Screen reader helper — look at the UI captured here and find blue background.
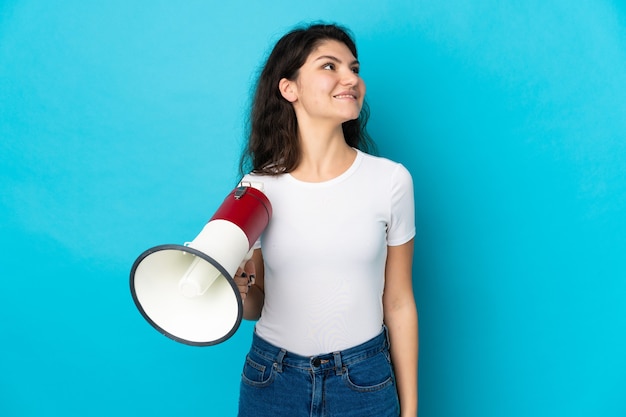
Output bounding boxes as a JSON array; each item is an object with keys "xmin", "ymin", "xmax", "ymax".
[{"xmin": 1, "ymin": 1, "xmax": 625, "ymax": 416}]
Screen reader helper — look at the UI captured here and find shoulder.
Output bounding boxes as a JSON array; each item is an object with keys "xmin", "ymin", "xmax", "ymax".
[
  {"xmin": 240, "ymin": 172, "xmax": 288, "ymax": 196},
  {"xmin": 357, "ymin": 150, "xmax": 413, "ymax": 184},
  {"xmin": 359, "ymin": 150, "xmax": 408, "ymax": 169},
  {"xmin": 241, "ymin": 171, "xmax": 284, "ymax": 183}
]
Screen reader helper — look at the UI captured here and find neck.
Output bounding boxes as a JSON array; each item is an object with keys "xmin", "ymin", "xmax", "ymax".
[{"xmin": 291, "ymin": 121, "xmax": 356, "ymax": 182}]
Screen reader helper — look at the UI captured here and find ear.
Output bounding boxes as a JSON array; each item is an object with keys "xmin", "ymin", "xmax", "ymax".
[{"xmin": 279, "ymin": 78, "xmax": 297, "ymax": 103}]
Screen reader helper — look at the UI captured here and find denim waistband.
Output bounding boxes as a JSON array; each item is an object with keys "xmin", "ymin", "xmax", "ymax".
[{"xmin": 249, "ymin": 326, "xmax": 390, "ymax": 375}]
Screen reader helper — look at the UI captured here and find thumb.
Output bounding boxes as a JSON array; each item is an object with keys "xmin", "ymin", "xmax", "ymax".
[{"xmin": 243, "ymin": 258, "xmax": 256, "ymax": 284}]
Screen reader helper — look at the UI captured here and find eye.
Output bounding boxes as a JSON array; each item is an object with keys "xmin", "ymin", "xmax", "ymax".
[
  {"xmin": 351, "ymin": 66, "xmax": 360, "ymax": 74},
  {"xmin": 322, "ymin": 62, "xmax": 336, "ymax": 70}
]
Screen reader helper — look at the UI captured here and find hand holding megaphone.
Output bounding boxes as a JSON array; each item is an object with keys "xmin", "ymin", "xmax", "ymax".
[
  {"xmin": 130, "ymin": 183, "xmax": 272, "ymax": 346},
  {"xmin": 233, "ymin": 250, "xmax": 256, "ymax": 303}
]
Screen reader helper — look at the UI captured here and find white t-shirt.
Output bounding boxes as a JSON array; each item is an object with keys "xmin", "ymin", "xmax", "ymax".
[{"xmin": 241, "ymin": 149, "xmax": 415, "ymax": 355}]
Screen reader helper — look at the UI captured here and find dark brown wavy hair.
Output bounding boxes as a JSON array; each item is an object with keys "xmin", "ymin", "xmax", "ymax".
[{"xmin": 239, "ymin": 23, "xmax": 376, "ymax": 176}]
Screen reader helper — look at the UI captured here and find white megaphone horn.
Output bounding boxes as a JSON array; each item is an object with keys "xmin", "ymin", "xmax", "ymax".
[{"xmin": 129, "ymin": 183, "xmax": 272, "ymax": 346}]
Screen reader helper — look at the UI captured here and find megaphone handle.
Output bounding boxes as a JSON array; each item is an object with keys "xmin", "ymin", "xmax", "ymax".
[{"xmin": 237, "ymin": 249, "xmax": 256, "ymax": 298}]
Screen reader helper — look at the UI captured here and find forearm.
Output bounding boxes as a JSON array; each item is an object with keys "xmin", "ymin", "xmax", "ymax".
[
  {"xmin": 385, "ymin": 304, "xmax": 419, "ymax": 416},
  {"xmin": 242, "ymin": 284, "xmax": 264, "ymax": 320}
]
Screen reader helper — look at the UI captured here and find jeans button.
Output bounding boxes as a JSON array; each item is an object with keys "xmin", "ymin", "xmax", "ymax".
[{"xmin": 312, "ymin": 357, "xmax": 321, "ymax": 367}]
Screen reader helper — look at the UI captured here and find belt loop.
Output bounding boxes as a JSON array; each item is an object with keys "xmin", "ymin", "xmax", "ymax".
[
  {"xmin": 275, "ymin": 349, "xmax": 286, "ymax": 373},
  {"xmin": 383, "ymin": 324, "xmax": 391, "ymax": 348},
  {"xmin": 333, "ymin": 351, "xmax": 343, "ymax": 376}
]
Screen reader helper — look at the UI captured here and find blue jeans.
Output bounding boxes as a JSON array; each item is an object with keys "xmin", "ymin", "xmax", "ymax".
[{"xmin": 238, "ymin": 327, "xmax": 400, "ymax": 417}]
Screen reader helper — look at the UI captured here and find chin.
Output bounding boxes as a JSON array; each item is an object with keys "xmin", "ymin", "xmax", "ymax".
[
  {"xmin": 343, "ymin": 113, "xmax": 361, "ymax": 123},
  {"xmin": 337, "ymin": 109, "xmax": 361, "ymax": 123}
]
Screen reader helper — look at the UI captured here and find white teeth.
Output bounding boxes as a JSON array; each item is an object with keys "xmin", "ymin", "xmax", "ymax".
[{"xmin": 334, "ymin": 94, "xmax": 356, "ymax": 99}]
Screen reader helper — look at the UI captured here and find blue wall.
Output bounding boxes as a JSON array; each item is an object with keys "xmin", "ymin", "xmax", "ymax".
[{"xmin": 1, "ymin": 1, "xmax": 625, "ymax": 416}]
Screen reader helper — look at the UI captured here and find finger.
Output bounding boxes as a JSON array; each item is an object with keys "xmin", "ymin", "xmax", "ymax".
[
  {"xmin": 233, "ymin": 270, "xmax": 251, "ymax": 301},
  {"xmin": 233, "ymin": 272, "xmax": 249, "ymax": 288},
  {"xmin": 243, "ymin": 259, "xmax": 256, "ymax": 278}
]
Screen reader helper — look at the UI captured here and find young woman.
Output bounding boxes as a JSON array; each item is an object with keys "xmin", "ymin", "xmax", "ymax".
[{"xmin": 233, "ymin": 23, "xmax": 418, "ymax": 417}]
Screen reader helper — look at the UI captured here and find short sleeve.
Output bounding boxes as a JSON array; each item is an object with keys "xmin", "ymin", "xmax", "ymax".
[{"xmin": 387, "ymin": 164, "xmax": 416, "ymax": 246}]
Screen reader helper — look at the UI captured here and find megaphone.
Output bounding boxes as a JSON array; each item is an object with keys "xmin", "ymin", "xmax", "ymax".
[{"xmin": 130, "ymin": 183, "xmax": 272, "ymax": 346}]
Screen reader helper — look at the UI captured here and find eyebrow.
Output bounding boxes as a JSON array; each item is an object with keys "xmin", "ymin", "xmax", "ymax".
[{"xmin": 314, "ymin": 55, "xmax": 360, "ymax": 66}]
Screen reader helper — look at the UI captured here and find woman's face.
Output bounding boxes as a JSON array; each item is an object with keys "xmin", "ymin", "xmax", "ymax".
[{"xmin": 282, "ymin": 39, "xmax": 365, "ymax": 126}]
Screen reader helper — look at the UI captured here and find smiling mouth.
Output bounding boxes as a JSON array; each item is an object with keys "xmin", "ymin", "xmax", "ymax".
[{"xmin": 334, "ymin": 94, "xmax": 357, "ymax": 99}]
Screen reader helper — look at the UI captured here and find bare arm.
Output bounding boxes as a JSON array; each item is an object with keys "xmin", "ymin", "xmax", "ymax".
[
  {"xmin": 383, "ymin": 239, "xmax": 418, "ymax": 416},
  {"xmin": 233, "ymin": 248, "xmax": 265, "ymax": 321}
]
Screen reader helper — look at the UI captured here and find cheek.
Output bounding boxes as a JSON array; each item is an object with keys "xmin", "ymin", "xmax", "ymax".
[
  {"xmin": 357, "ymin": 81, "xmax": 366, "ymax": 108},
  {"xmin": 359, "ymin": 78, "xmax": 366, "ymax": 96},
  {"xmin": 318, "ymin": 75, "xmax": 338, "ymax": 92},
  {"xmin": 298, "ymin": 75, "xmax": 335, "ymax": 98}
]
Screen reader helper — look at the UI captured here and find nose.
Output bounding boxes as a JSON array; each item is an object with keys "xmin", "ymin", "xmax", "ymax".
[{"xmin": 341, "ymin": 68, "xmax": 360, "ymax": 87}]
